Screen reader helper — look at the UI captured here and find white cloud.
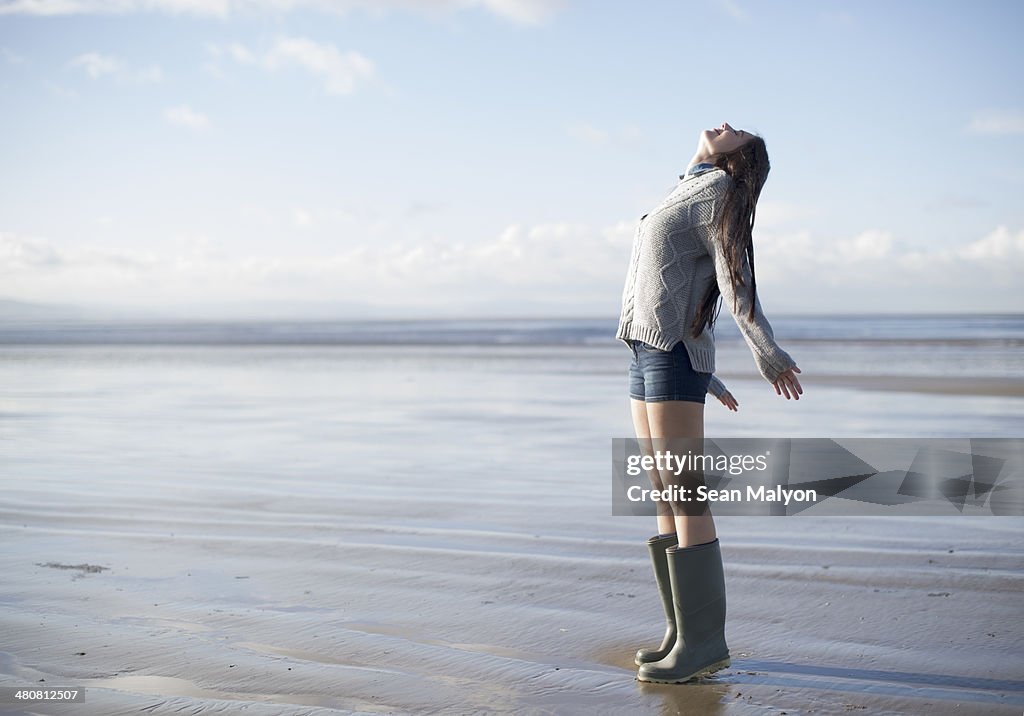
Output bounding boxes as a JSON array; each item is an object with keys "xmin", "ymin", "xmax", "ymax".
[
  {"xmin": 0, "ymin": 221, "xmax": 624, "ymax": 311},
  {"xmin": 836, "ymin": 229, "xmax": 892, "ymax": 261},
  {"xmin": 264, "ymin": 36, "xmax": 373, "ymax": 95},
  {"xmin": 0, "ymin": 231, "xmax": 153, "ymax": 273},
  {"xmin": 754, "ymin": 232, "xmax": 1023, "ymax": 313},
  {"xmin": 716, "ymin": 0, "xmax": 748, "ymax": 22},
  {"xmin": 3, "ymin": 223, "xmax": 1021, "ymax": 314},
  {"xmin": 0, "ymin": 0, "xmax": 564, "ymax": 24},
  {"xmin": 164, "ymin": 104, "xmax": 210, "ymax": 129},
  {"xmin": 68, "ymin": 51, "xmax": 163, "ymax": 83},
  {"xmin": 203, "ymin": 41, "xmax": 254, "ymax": 78},
  {"xmin": 208, "ymin": 36, "xmax": 374, "ymax": 96},
  {"xmin": 0, "ymin": 232, "xmax": 63, "ymax": 269},
  {"xmin": 474, "ymin": 0, "xmax": 561, "ymax": 25},
  {"xmin": 957, "ymin": 225, "xmax": 1024, "ymax": 260},
  {"xmin": 69, "ymin": 52, "xmax": 119, "ymax": 78},
  {"xmin": 967, "ymin": 109, "xmax": 1024, "ymax": 135},
  {"xmin": 209, "ymin": 41, "xmax": 256, "ymax": 64},
  {"xmin": 752, "ymin": 225, "xmax": 1024, "ymax": 307}
]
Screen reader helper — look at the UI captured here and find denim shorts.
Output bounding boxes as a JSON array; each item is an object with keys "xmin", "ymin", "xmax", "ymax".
[{"xmin": 628, "ymin": 340, "xmax": 711, "ymax": 404}]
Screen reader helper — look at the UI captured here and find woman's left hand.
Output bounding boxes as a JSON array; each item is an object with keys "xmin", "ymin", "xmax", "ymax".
[{"xmin": 773, "ymin": 365, "xmax": 803, "ymax": 400}]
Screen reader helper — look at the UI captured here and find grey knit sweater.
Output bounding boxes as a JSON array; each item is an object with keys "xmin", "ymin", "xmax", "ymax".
[{"xmin": 616, "ymin": 166, "xmax": 796, "ymax": 384}]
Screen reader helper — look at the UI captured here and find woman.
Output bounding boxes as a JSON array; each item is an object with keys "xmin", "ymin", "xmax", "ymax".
[{"xmin": 615, "ymin": 122, "xmax": 804, "ymax": 684}]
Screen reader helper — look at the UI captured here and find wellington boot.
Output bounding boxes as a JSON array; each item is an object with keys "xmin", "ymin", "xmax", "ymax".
[
  {"xmin": 636, "ymin": 538, "xmax": 730, "ymax": 684},
  {"xmin": 634, "ymin": 533, "xmax": 679, "ymax": 666}
]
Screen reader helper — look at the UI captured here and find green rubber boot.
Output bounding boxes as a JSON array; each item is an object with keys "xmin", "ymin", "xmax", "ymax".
[
  {"xmin": 634, "ymin": 532, "xmax": 680, "ymax": 666},
  {"xmin": 636, "ymin": 538, "xmax": 730, "ymax": 684}
]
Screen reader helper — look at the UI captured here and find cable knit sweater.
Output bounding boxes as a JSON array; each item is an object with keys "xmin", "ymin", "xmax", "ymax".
[{"xmin": 616, "ymin": 165, "xmax": 797, "ymax": 384}]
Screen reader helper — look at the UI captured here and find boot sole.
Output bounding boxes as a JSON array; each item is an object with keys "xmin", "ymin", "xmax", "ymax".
[{"xmin": 635, "ymin": 656, "xmax": 730, "ymax": 684}]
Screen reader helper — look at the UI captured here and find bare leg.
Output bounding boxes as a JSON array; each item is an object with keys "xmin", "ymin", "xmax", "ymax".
[
  {"xmin": 631, "ymin": 398, "xmax": 675, "ymax": 536},
  {"xmin": 645, "ymin": 401, "xmax": 717, "ymax": 547}
]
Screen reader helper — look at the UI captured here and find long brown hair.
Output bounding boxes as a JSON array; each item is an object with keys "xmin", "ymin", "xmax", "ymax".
[{"xmin": 690, "ymin": 133, "xmax": 771, "ymax": 338}]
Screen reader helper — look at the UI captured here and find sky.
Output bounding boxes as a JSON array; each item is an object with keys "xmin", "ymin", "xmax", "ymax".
[{"xmin": 1, "ymin": 0, "xmax": 1022, "ymax": 319}]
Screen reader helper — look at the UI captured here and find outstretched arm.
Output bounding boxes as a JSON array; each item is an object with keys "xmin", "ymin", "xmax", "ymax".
[
  {"xmin": 707, "ymin": 374, "xmax": 739, "ymax": 411},
  {"xmin": 699, "ymin": 222, "xmax": 798, "ymax": 385}
]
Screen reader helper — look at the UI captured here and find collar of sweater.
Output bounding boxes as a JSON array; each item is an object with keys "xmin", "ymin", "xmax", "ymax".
[{"xmin": 680, "ymin": 162, "xmax": 717, "ymax": 180}]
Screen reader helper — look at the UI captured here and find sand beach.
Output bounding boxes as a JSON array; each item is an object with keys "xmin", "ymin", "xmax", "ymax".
[{"xmin": 1, "ymin": 319, "xmax": 1022, "ymax": 715}]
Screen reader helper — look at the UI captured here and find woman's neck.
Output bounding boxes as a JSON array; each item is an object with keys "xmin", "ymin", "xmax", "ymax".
[{"xmin": 686, "ymin": 152, "xmax": 715, "ymax": 170}]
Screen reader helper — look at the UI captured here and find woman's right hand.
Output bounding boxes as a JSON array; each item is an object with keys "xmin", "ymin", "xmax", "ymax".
[
  {"xmin": 717, "ymin": 390, "xmax": 739, "ymax": 412},
  {"xmin": 772, "ymin": 365, "xmax": 803, "ymax": 400}
]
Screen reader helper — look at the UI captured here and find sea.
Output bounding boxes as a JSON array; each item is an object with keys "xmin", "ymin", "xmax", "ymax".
[{"xmin": 1, "ymin": 314, "xmax": 1022, "ymax": 450}]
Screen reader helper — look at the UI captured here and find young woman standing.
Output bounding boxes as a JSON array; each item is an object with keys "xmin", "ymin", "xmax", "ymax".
[{"xmin": 616, "ymin": 122, "xmax": 804, "ymax": 684}]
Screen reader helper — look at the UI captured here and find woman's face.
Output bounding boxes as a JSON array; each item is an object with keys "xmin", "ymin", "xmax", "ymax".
[{"xmin": 700, "ymin": 122, "xmax": 753, "ymax": 156}]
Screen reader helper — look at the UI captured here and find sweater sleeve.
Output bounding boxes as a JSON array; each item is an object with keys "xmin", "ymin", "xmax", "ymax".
[
  {"xmin": 701, "ymin": 221, "xmax": 797, "ymax": 384},
  {"xmin": 706, "ymin": 374, "xmax": 727, "ymax": 399}
]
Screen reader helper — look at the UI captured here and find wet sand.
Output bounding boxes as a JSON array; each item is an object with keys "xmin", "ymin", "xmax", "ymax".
[
  {"xmin": 1, "ymin": 344, "xmax": 1022, "ymax": 714},
  {"xmin": 755, "ymin": 373, "xmax": 1024, "ymax": 398},
  {"xmin": 1, "ymin": 514, "xmax": 1021, "ymax": 715}
]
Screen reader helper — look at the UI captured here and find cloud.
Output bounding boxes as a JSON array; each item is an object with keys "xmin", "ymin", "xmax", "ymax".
[
  {"xmin": 164, "ymin": 104, "xmax": 210, "ymax": 129},
  {"xmin": 208, "ymin": 36, "xmax": 374, "ymax": 96},
  {"xmin": 473, "ymin": 0, "xmax": 560, "ymax": 25},
  {"xmin": 957, "ymin": 225, "xmax": 1024, "ymax": 261},
  {"xmin": 836, "ymin": 229, "xmax": 892, "ymax": 261},
  {"xmin": 753, "ymin": 225, "xmax": 1024, "ymax": 307},
  {"xmin": 715, "ymin": 0, "xmax": 748, "ymax": 22},
  {"xmin": 209, "ymin": 41, "xmax": 256, "ymax": 64},
  {"xmin": 0, "ymin": 231, "xmax": 153, "ymax": 273},
  {"xmin": 3, "ymin": 222, "xmax": 1021, "ymax": 315},
  {"xmin": 69, "ymin": 52, "xmax": 119, "ymax": 78},
  {"xmin": 966, "ymin": 109, "xmax": 1024, "ymax": 135},
  {"xmin": 0, "ymin": 0, "xmax": 564, "ymax": 24},
  {"xmin": 68, "ymin": 51, "xmax": 163, "ymax": 83},
  {"xmin": 0, "ymin": 232, "xmax": 63, "ymax": 269},
  {"xmin": 264, "ymin": 37, "xmax": 373, "ymax": 95},
  {"xmin": 0, "ymin": 221, "xmax": 627, "ymax": 311}
]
